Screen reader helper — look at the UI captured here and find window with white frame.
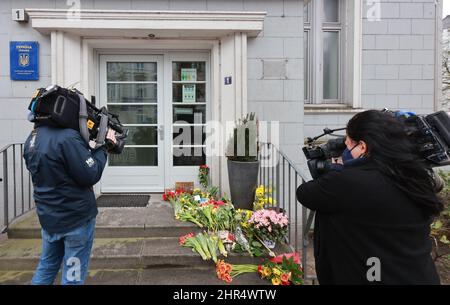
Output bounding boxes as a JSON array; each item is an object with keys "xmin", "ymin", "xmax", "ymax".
[{"xmin": 304, "ymin": 0, "xmax": 349, "ymax": 105}]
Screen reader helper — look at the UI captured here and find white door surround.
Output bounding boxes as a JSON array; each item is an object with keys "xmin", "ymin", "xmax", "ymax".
[{"xmin": 26, "ymin": 9, "xmax": 266, "ymax": 195}]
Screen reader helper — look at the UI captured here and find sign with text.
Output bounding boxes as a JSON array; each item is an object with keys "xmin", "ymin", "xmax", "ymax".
[{"xmin": 10, "ymin": 41, "xmax": 39, "ymax": 80}]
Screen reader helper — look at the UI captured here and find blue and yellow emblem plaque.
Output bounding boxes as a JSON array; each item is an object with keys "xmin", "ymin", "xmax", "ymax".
[{"xmin": 10, "ymin": 41, "xmax": 39, "ymax": 80}]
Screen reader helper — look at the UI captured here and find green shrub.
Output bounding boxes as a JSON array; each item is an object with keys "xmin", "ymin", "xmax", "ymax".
[{"xmin": 226, "ymin": 113, "xmax": 259, "ymax": 162}]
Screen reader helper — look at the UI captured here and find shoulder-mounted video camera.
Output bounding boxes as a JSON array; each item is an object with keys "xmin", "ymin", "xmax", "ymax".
[
  {"xmin": 28, "ymin": 85, "xmax": 128, "ymax": 154},
  {"xmin": 303, "ymin": 110, "xmax": 450, "ymax": 179}
]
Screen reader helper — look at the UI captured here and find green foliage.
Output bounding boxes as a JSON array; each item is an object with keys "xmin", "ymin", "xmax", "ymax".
[
  {"xmin": 438, "ymin": 170, "xmax": 450, "ymax": 195},
  {"xmin": 207, "ymin": 186, "xmax": 219, "ymax": 199},
  {"xmin": 431, "ymin": 171, "xmax": 450, "ymax": 251},
  {"xmin": 226, "ymin": 113, "xmax": 259, "ymax": 162},
  {"xmin": 198, "ymin": 165, "xmax": 209, "ymax": 189}
]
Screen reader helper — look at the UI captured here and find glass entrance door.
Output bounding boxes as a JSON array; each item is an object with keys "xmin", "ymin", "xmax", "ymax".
[
  {"xmin": 99, "ymin": 55, "xmax": 164, "ymax": 192},
  {"xmin": 164, "ymin": 52, "xmax": 210, "ymax": 188}
]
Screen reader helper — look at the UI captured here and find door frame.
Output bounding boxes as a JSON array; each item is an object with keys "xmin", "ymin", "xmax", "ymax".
[
  {"xmin": 98, "ymin": 54, "xmax": 165, "ymax": 193},
  {"xmin": 163, "ymin": 51, "xmax": 211, "ymax": 189},
  {"xmin": 97, "ymin": 51, "xmax": 211, "ymax": 193}
]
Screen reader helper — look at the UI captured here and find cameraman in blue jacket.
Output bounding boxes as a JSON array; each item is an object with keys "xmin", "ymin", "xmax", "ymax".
[{"xmin": 24, "ymin": 121, "xmax": 115, "ymax": 285}]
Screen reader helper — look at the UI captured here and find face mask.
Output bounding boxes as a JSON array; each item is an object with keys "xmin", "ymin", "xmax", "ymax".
[
  {"xmin": 342, "ymin": 143, "xmax": 362, "ymax": 163},
  {"xmin": 342, "ymin": 148, "xmax": 354, "ymax": 163}
]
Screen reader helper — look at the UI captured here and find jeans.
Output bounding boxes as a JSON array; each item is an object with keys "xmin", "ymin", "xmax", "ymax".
[{"xmin": 31, "ymin": 217, "xmax": 96, "ymax": 285}]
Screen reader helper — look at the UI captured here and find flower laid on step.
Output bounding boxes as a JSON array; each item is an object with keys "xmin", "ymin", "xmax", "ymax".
[
  {"xmin": 163, "ymin": 188, "xmax": 184, "ymax": 202},
  {"xmin": 215, "ymin": 260, "xmax": 258, "ymax": 284},
  {"xmin": 196, "ymin": 199, "xmax": 235, "ymax": 232},
  {"xmin": 198, "ymin": 165, "xmax": 210, "ymax": 189},
  {"xmin": 177, "ymin": 206, "xmax": 204, "ymax": 228},
  {"xmin": 258, "ymin": 255, "xmax": 303, "ymax": 285},
  {"xmin": 248, "ymin": 209, "xmax": 288, "ymax": 246},
  {"xmin": 216, "ymin": 259, "xmax": 233, "ymax": 283},
  {"xmin": 162, "ymin": 190, "xmax": 175, "ymax": 202},
  {"xmin": 180, "ymin": 232, "xmax": 219, "ymax": 263},
  {"xmin": 179, "ymin": 233, "xmax": 195, "ymax": 246},
  {"xmin": 216, "ymin": 255, "xmax": 303, "ymax": 285}
]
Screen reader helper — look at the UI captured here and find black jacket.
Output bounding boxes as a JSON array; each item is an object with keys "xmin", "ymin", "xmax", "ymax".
[
  {"xmin": 296, "ymin": 159, "xmax": 440, "ymax": 285},
  {"xmin": 24, "ymin": 125, "xmax": 107, "ymax": 234}
]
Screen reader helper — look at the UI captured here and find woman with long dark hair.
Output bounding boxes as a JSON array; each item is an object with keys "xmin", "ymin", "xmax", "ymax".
[{"xmin": 296, "ymin": 110, "xmax": 443, "ymax": 284}]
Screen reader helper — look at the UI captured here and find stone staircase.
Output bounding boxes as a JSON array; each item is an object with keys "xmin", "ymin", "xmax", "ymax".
[{"xmin": 0, "ymin": 195, "xmax": 300, "ymax": 285}]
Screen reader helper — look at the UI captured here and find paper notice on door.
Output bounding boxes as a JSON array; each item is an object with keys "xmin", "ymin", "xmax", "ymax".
[
  {"xmin": 181, "ymin": 68, "xmax": 197, "ymax": 81},
  {"xmin": 182, "ymin": 84, "xmax": 196, "ymax": 103}
]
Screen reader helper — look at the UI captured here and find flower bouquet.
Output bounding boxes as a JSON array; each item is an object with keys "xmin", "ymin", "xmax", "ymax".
[
  {"xmin": 216, "ymin": 260, "xmax": 258, "ymax": 284},
  {"xmin": 248, "ymin": 209, "xmax": 288, "ymax": 249},
  {"xmin": 258, "ymin": 254, "xmax": 303, "ymax": 285},
  {"xmin": 162, "ymin": 188, "xmax": 183, "ymax": 202},
  {"xmin": 194, "ymin": 199, "xmax": 236, "ymax": 232},
  {"xmin": 216, "ymin": 253, "xmax": 303, "ymax": 285},
  {"xmin": 179, "ymin": 232, "xmax": 227, "ymax": 263},
  {"xmin": 198, "ymin": 165, "xmax": 210, "ymax": 189}
]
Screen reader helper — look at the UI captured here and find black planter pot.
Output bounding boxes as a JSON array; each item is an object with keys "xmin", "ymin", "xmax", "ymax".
[{"xmin": 227, "ymin": 160, "xmax": 260, "ymax": 210}]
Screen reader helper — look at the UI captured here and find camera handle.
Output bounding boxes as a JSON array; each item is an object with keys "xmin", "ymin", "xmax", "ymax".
[
  {"xmin": 306, "ymin": 127, "xmax": 346, "ymax": 144},
  {"xmin": 93, "ymin": 113, "xmax": 109, "ymax": 149},
  {"xmin": 77, "ymin": 93, "xmax": 90, "ymax": 145}
]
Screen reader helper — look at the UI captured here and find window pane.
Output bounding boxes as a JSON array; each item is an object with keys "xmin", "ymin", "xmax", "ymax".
[
  {"xmin": 172, "ymin": 62, "xmax": 206, "ymax": 81},
  {"xmin": 108, "ymin": 105, "xmax": 157, "ymax": 124},
  {"xmin": 109, "ymin": 147, "xmax": 157, "ymax": 166},
  {"xmin": 324, "ymin": 0, "xmax": 339, "ymax": 22},
  {"xmin": 173, "ymin": 126, "xmax": 206, "ymax": 146},
  {"xmin": 126, "ymin": 126, "xmax": 157, "ymax": 145},
  {"xmin": 304, "ymin": 31, "xmax": 309, "ymax": 101},
  {"xmin": 107, "ymin": 84, "xmax": 157, "ymax": 103},
  {"xmin": 107, "ymin": 62, "xmax": 157, "ymax": 82},
  {"xmin": 173, "ymin": 147, "xmax": 206, "ymax": 166},
  {"xmin": 323, "ymin": 32, "xmax": 339, "ymax": 100},
  {"xmin": 173, "ymin": 105, "xmax": 206, "ymax": 124},
  {"xmin": 172, "ymin": 84, "xmax": 205, "ymax": 103}
]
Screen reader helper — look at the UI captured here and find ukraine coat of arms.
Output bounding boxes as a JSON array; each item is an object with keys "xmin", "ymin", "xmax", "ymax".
[{"xmin": 19, "ymin": 53, "xmax": 29, "ymax": 67}]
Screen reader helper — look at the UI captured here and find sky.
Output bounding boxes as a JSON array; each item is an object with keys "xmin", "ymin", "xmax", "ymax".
[{"xmin": 444, "ymin": 0, "xmax": 450, "ymax": 18}]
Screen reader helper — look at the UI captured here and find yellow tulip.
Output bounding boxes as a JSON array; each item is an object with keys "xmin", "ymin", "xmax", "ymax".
[
  {"xmin": 262, "ymin": 267, "xmax": 272, "ymax": 277},
  {"xmin": 271, "ymin": 277, "xmax": 281, "ymax": 285}
]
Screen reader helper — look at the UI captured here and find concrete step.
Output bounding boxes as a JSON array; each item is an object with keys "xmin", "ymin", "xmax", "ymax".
[
  {"xmin": 8, "ymin": 202, "xmax": 199, "ymax": 239},
  {"xmin": 0, "ymin": 237, "xmax": 291, "ymax": 271},
  {"xmin": 0, "ymin": 267, "xmax": 272, "ymax": 285}
]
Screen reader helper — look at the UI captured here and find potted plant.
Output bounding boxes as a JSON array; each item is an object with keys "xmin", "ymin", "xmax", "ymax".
[{"xmin": 226, "ymin": 113, "xmax": 259, "ymax": 210}]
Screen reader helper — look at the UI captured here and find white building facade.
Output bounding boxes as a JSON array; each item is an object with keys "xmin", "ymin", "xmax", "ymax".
[{"xmin": 0, "ymin": 0, "xmax": 444, "ymax": 195}]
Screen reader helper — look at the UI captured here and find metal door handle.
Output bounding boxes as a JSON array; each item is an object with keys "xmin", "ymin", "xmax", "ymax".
[{"xmin": 157, "ymin": 125, "xmax": 164, "ymax": 141}]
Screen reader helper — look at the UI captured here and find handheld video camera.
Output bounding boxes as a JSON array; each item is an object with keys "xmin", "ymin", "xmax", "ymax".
[
  {"xmin": 28, "ymin": 85, "xmax": 128, "ymax": 154},
  {"xmin": 303, "ymin": 110, "xmax": 450, "ymax": 179},
  {"xmin": 302, "ymin": 128, "xmax": 347, "ymax": 179}
]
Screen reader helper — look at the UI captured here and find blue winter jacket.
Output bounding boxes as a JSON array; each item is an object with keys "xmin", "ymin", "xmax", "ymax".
[{"xmin": 23, "ymin": 125, "xmax": 107, "ymax": 234}]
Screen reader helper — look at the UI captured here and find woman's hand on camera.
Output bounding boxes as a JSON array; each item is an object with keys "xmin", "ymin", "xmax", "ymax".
[
  {"xmin": 106, "ymin": 128, "xmax": 117, "ymax": 144},
  {"xmin": 332, "ymin": 156, "xmax": 343, "ymax": 164}
]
